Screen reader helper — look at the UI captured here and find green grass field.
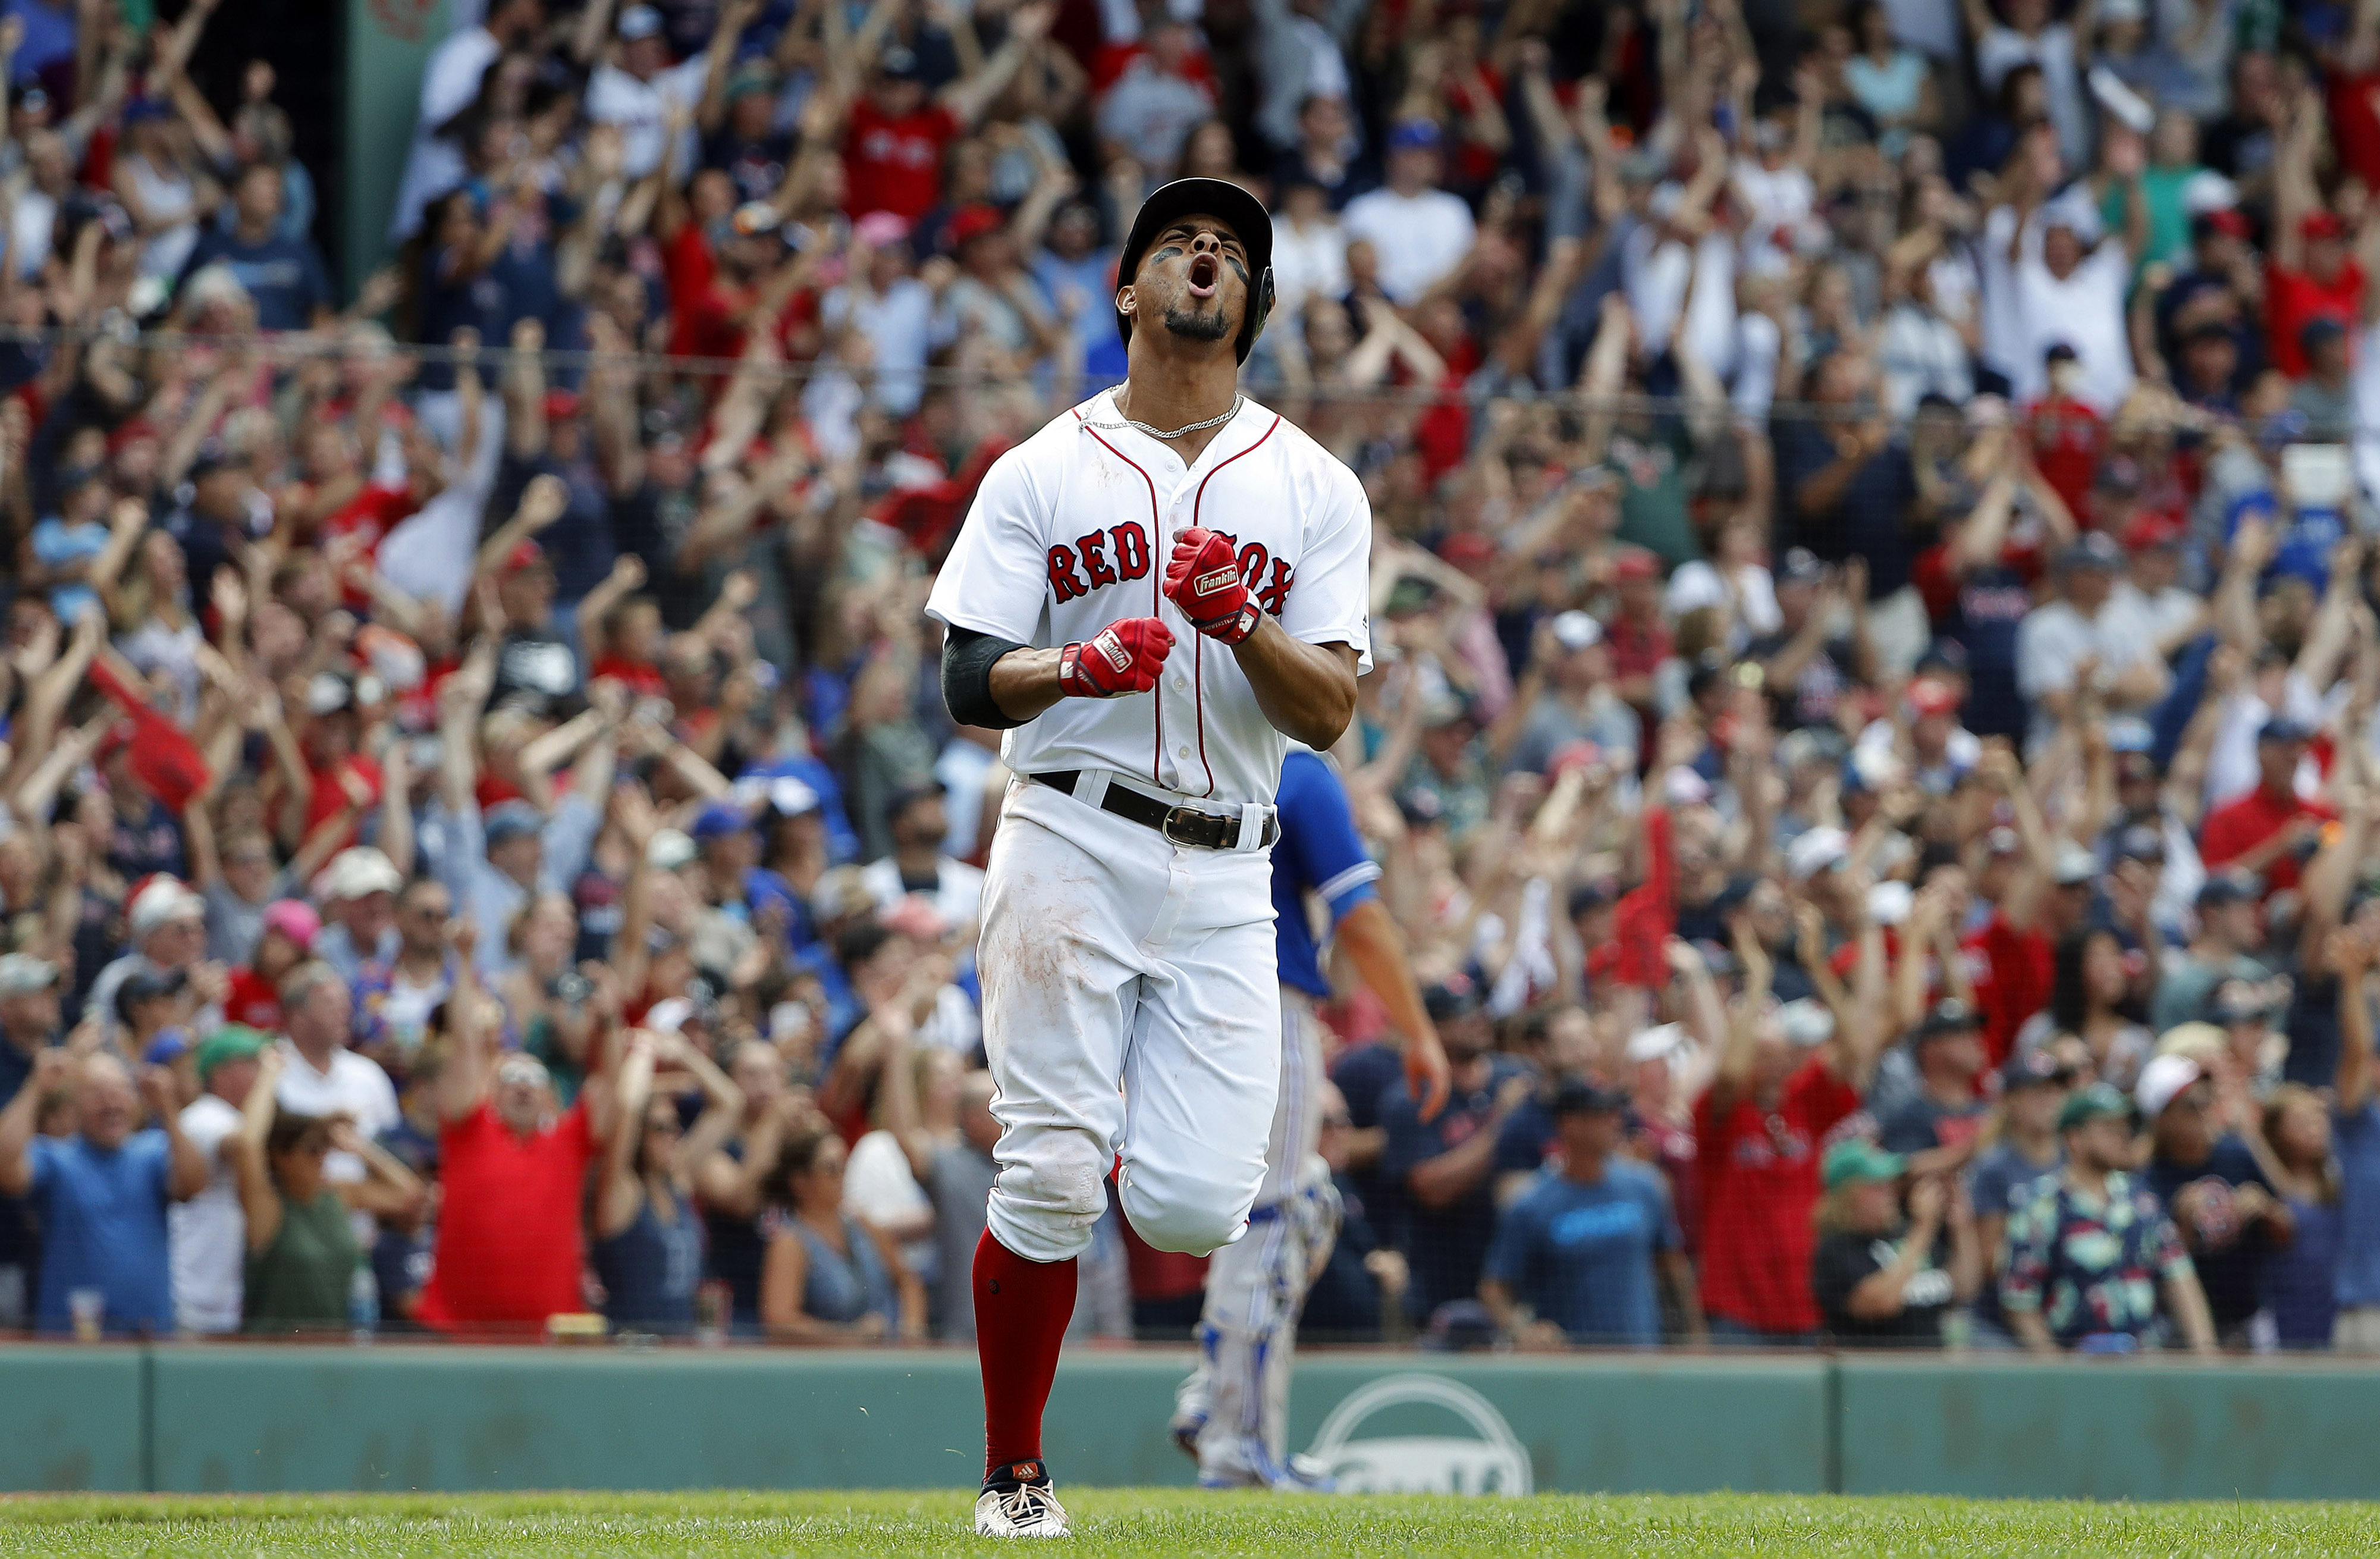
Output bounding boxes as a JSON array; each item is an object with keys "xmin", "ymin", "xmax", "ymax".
[{"xmin": 1, "ymin": 1489, "xmax": 2374, "ymax": 1557}]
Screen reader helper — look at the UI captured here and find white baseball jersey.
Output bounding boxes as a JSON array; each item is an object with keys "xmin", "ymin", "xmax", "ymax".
[{"xmin": 925, "ymin": 389, "xmax": 1373, "ymax": 807}]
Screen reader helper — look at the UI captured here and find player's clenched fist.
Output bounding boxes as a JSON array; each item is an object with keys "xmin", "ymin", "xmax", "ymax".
[
  {"xmin": 1056, "ymin": 616, "xmax": 1174, "ymax": 698},
  {"xmin": 1163, "ymin": 527, "xmax": 1260, "ymax": 645}
]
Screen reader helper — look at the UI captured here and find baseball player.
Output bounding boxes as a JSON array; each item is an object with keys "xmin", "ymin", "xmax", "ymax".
[
  {"xmin": 925, "ymin": 176, "xmax": 1437, "ymax": 1538},
  {"xmin": 1168, "ymin": 744, "xmax": 1446, "ymax": 1490}
]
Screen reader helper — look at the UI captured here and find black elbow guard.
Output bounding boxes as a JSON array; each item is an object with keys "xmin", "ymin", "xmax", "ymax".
[{"xmin": 941, "ymin": 626, "xmax": 1030, "ymax": 730}]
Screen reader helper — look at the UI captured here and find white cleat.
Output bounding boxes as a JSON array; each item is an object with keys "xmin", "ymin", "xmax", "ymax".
[{"xmin": 975, "ymin": 1479, "xmax": 1071, "ymax": 1538}]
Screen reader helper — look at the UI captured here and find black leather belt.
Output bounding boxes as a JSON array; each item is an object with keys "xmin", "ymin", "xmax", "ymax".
[{"xmin": 1028, "ymin": 770, "xmax": 1278, "ymax": 849}]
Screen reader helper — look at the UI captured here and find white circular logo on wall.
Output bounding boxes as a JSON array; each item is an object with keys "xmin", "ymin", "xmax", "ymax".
[{"xmin": 1303, "ymin": 1374, "xmax": 1533, "ymax": 1496}]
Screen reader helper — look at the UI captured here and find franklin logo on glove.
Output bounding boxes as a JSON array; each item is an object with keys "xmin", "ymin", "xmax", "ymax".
[{"xmin": 1166, "ymin": 527, "xmax": 1264, "ymax": 645}]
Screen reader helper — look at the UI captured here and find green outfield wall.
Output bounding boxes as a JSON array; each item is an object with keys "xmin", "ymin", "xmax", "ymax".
[{"xmin": 2, "ymin": 1344, "xmax": 2373, "ymax": 1500}]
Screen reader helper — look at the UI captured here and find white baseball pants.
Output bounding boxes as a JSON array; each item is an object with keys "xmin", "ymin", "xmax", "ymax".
[{"xmin": 977, "ymin": 774, "xmax": 1280, "ymax": 1265}]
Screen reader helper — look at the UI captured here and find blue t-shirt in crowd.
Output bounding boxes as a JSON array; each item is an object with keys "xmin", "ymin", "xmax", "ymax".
[
  {"xmin": 2263, "ymin": 1191, "xmax": 2341, "ymax": 1348},
  {"xmin": 175, "ymin": 230, "xmax": 332, "ymax": 332},
  {"xmin": 2331, "ymin": 1102, "xmax": 2380, "ymax": 1310},
  {"xmin": 1271, "ymin": 749, "xmax": 1380, "ymax": 1000},
  {"xmin": 29, "ymin": 1131, "xmax": 173, "ymax": 1334},
  {"xmin": 2141, "ymin": 1134, "xmax": 2274, "ymax": 1333},
  {"xmin": 1379, "ymin": 1055, "xmax": 1536, "ymax": 1322},
  {"xmin": 1483, "ymin": 1158, "xmax": 1678, "ymax": 1345}
]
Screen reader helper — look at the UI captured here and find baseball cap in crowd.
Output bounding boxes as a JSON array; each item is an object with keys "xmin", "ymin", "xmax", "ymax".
[
  {"xmin": 648, "ymin": 829, "xmax": 698, "ymax": 871},
  {"xmin": 947, "ymin": 203, "xmax": 1005, "ymax": 249},
  {"xmin": 2056, "ymin": 532, "xmax": 2124, "ymax": 573},
  {"xmin": 617, "ymin": 4, "xmax": 665, "ymax": 39},
  {"xmin": 1386, "ymin": 119, "xmax": 1444, "ymax": 153},
  {"xmin": 2134, "ymin": 1053, "xmax": 2203, "ymax": 1120},
  {"xmin": 1984, "ymin": 825, "xmax": 2023, "ymax": 858},
  {"xmin": 2302, "ymin": 210, "xmax": 2350, "ymax": 243},
  {"xmin": 2258, "ymin": 716, "xmax": 2315, "ymax": 746},
  {"xmin": 129, "ymin": 877, "xmax": 205, "ymax": 936},
  {"xmin": 1914, "ymin": 639, "xmax": 1968, "ymax": 677},
  {"xmin": 2044, "ymin": 341, "xmax": 2080, "ymax": 366},
  {"xmin": 0, "ymin": 952, "xmax": 58, "ymax": 997},
  {"xmin": 691, "ymin": 802, "xmax": 754, "ymax": 843},
  {"xmin": 2059, "ymin": 1081, "xmax": 2133, "ymax": 1132},
  {"xmin": 1626, "ymin": 1022, "xmax": 1685, "ymax": 1063},
  {"xmin": 2212, "ymin": 980, "xmax": 2279, "ymax": 1026},
  {"xmin": 877, "ymin": 44, "xmax": 924, "ymax": 80},
  {"xmin": 645, "ymin": 997, "xmax": 699, "ymax": 1036},
  {"xmin": 484, "ymin": 801, "xmax": 545, "ymax": 848},
  {"xmin": 1777, "ymin": 547, "xmax": 1827, "ymax": 587},
  {"xmin": 1787, "ymin": 826, "xmax": 1848, "ymax": 882},
  {"xmin": 1914, "ymin": 997, "xmax": 1982, "ymax": 1044},
  {"xmin": 1822, "ymin": 1138, "xmax": 1905, "ymax": 1190},
  {"xmin": 2105, "ymin": 716, "xmax": 2155, "ymax": 754},
  {"xmin": 2197, "ymin": 871, "xmax": 2257, "ymax": 908},
  {"xmin": 1779, "ymin": 997, "xmax": 1836, "ymax": 1047},
  {"xmin": 117, "ymin": 964, "xmax": 188, "ymax": 1020},
  {"xmin": 2194, "ymin": 207, "xmax": 2252, "ymax": 241},
  {"xmin": 2301, "ymin": 317, "xmax": 2347, "ymax": 355},
  {"xmin": 262, "ymin": 899, "xmax": 321, "ymax": 952},
  {"xmin": 2112, "ymin": 823, "xmax": 2165, "ymax": 864},
  {"xmin": 1548, "ymin": 609, "xmax": 1602, "ymax": 651},
  {"xmin": 143, "ymin": 1027, "xmax": 193, "ymax": 1068},
  {"xmin": 1908, "ymin": 677, "xmax": 1961, "ymax": 718},
  {"xmin": 1610, "ymin": 547, "xmax": 1660, "ymax": 582},
  {"xmin": 325, "ymin": 846, "xmax": 404, "ymax": 902},
  {"xmin": 2050, "ymin": 840, "xmax": 2099, "ymax": 886},
  {"xmin": 1550, "ymin": 1077, "xmax": 1628, "ymax": 1116},
  {"xmin": 1423, "ymin": 977, "xmax": 1481, "ymax": 1021},
  {"xmin": 1396, "ymin": 786, "xmax": 1447, "ymax": 830},
  {"xmin": 1869, "ymin": 879, "xmax": 1914, "ymax": 927},
  {"xmin": 500, "ymin": 538, "xmax": 550, "ymax": 574},
  {"xmin": 2154, "ymin": 1021, "xmax": 2224, "ymax": 1064},
  {"xmin": 2002, "ymin": 1047, "xmax": 2074, "ymax": 1091},
  {"xmin": 196, "ymin": 1025, "xmax": 268, "ymax": 1082},
  {"xmin": 853, "ymin": 210, "xmax": 912, "ymax": 250},
  {"xmin": 726, "ymin": 61, "xmax": 777, "ymax": 101},
  {"xmin": 2122, "ymin": 511, "xmax": 2186, "ymax": 551}
]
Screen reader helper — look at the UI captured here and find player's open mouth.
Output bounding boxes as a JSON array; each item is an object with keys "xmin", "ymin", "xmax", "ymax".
[{"xmin": 1187, "ymin": 253, "xmax": 1219, "ymax": 298}]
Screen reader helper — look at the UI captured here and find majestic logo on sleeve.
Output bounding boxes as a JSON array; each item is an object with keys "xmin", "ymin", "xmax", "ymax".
[{"xmin": 1047, "ymin": 522, "xmax": 1293, "ymax": 615}]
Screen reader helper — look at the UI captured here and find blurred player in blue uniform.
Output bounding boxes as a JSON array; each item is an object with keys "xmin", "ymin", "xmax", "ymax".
[{"xmin": 1169, "ymin": 746, "xmax": 1445, "ymax": 1489}]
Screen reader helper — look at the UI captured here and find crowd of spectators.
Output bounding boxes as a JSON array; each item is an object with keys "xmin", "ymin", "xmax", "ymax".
[{"xmin": 4, "ymin": 0, "xmax": 2380, "ymax": 1356}]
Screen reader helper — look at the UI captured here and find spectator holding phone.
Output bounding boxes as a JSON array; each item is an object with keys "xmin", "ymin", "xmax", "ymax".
[{"xmin": 1811, "ymin": 1144, "xmax": 1980, "ymax": 1348}]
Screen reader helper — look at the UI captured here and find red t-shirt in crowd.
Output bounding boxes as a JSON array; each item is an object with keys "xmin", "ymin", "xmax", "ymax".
[
  {"xmin": 222, "ymin": 967, "xmax": 282, "ymax": 1032},
  {"xmin": 303, "ymin": 753, "xmax": 382, "ymax": 858},
  {"xmin": 1964, "ymin": 910, "xmax": 2052, "ymax": 1068},
  {"xmin": 2200, "ymin": 784, "xmax": 2335, "ymax": 897},
  {"xmin": 2266, "ymin": 259, "xmax": 2365, "ymax": 378},
  {"xmin": 415, "ymin": 1099, "xmax": 596, "ymax": 1333},
  {"xmin": 2331, "ymin": 67, "xmax": 2380, "ymax": 190},
  {"xmin": 843, "ymin": 99, "xmax": 961, "ymax": 221},
  {"xmin": 2024, "ymin": 394, "xmax": 2103, "ymax": 525},
  {"xmin": 1693, "ymin": 1057, "xmax": 1861, "ymax": 1334}
]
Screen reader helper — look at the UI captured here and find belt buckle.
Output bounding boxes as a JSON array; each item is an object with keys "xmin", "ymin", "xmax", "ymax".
[{"xmin": 1161, "ymin": 805, "xmax": 1210, "ymax": 848}]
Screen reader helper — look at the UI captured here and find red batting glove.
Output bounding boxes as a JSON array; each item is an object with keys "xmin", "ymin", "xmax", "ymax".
[
  {"xmin": 1163, "ymin": 527, "xmax": 1260, "ymax": 645},
  {"xmin": 1056, "ymin": 616, "xmax": 1175, "ymax": 698}
]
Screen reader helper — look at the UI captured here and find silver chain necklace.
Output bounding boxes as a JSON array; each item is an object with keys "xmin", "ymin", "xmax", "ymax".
[{"xmin": 1084, "ymin": 392, "xmax": 1244, "ymax": 441}]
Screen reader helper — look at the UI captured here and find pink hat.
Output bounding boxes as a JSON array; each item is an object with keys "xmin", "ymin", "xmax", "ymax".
[
  {"xmin": 854, "ymin": 211, "xmax": 911, "ymax": 249},
  {"xmin": 261, "ymin": 899, "xmax": 321, "ymax": 952}
]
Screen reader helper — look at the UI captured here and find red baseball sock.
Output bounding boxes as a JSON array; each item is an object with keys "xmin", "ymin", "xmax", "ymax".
[{"xmin": 974, "ymin": 1227, "xmax": 1078, "ymax": 1480}]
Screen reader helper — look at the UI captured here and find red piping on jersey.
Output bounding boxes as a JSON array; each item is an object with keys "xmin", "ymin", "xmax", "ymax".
[
  {"xmin": 1073, "ymin": 404, "xmax": 1166, "ymax": 787},
  {"xmin": 1187, "ymin": 415, "xmax": 1283, "ymax": 798}
]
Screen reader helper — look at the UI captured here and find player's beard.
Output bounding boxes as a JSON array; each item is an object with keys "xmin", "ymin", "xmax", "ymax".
[{"xmin": 1161, "ymin": 301, "xmax": 1232, "ymax": 343}]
